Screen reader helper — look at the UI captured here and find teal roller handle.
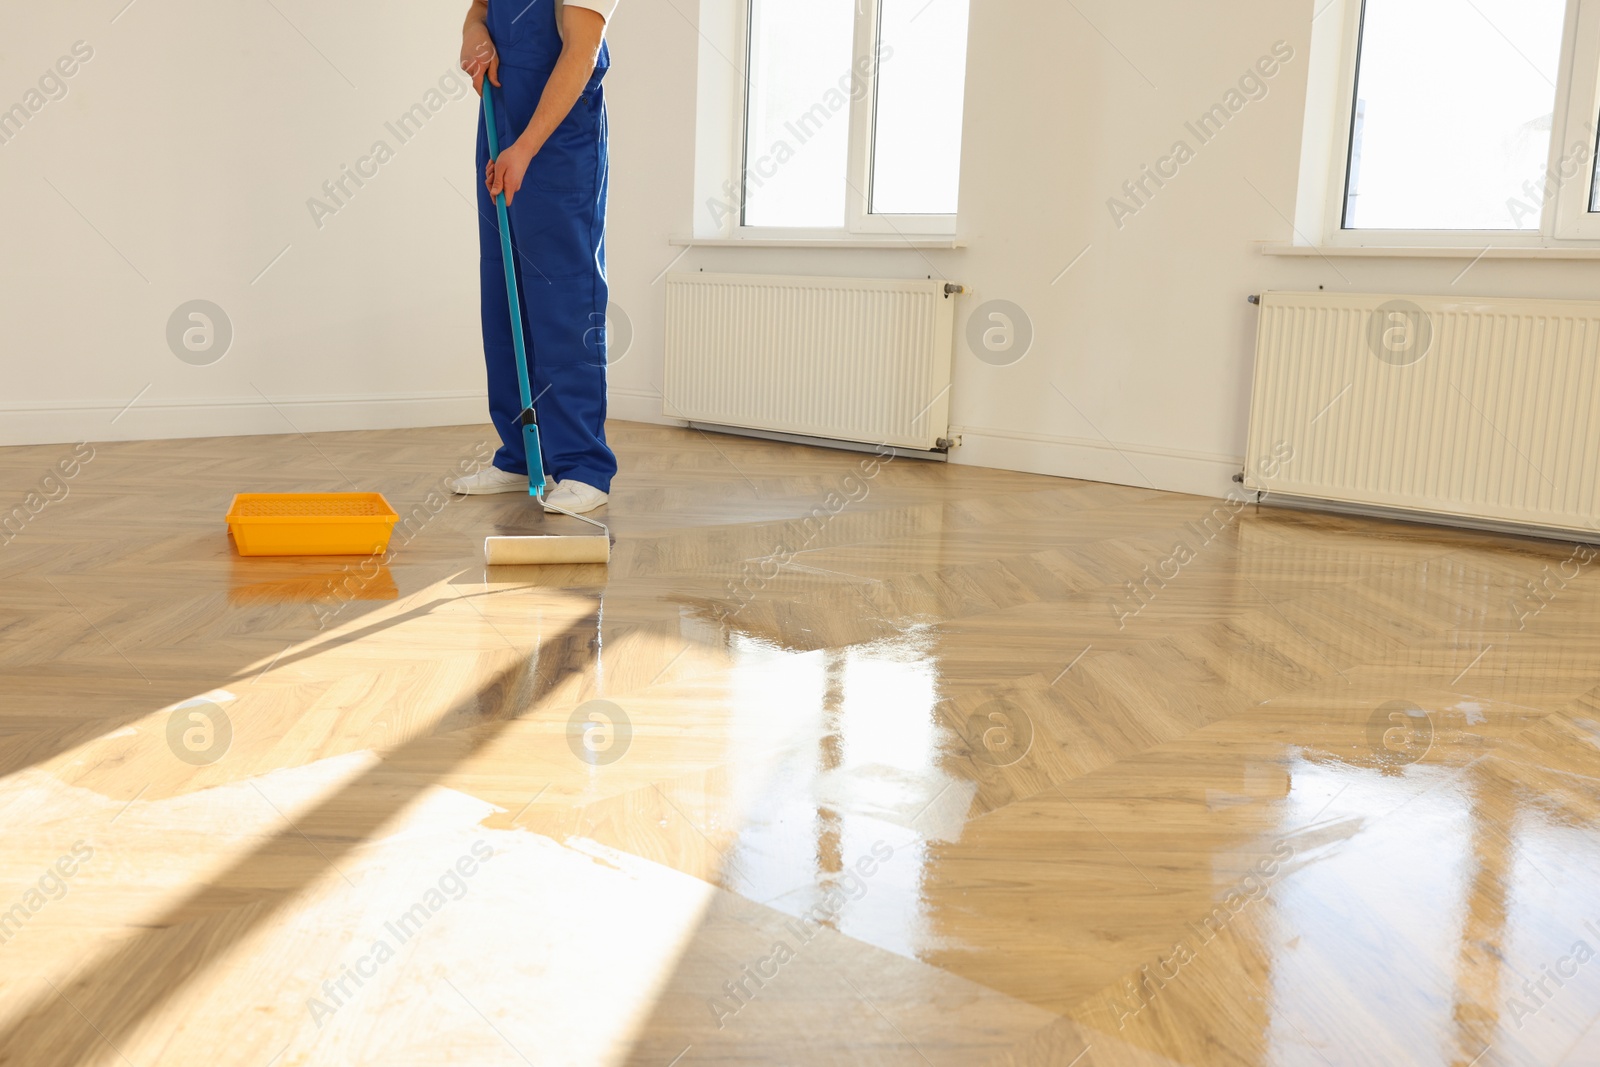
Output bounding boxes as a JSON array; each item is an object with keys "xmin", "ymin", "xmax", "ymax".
[{"xmin": 481, "ymin": 83, "xmax": 546, "ymax": 498}]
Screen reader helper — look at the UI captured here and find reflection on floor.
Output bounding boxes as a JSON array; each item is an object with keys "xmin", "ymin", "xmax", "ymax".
[{"xmin": 2, "ymin": 421, "xmax": 1599, "ymax": 1066}]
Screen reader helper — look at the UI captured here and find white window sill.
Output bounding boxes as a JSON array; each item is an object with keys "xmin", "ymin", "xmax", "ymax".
[
  {"xmin": 1258, "ymin": 241, "xmax": 1600, "ymax": 260},
  {"xmin": 670, "ymin": 235, "xmax": 965, "ymax": 250}
]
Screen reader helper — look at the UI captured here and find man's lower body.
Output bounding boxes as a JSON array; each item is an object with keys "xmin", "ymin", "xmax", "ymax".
[{"xmin": 453, "ymin": 63, "xmax": 617, "ymax": 513}]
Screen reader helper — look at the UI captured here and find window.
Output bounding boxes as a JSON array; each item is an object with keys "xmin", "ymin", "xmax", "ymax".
[
  {"xmin": 869, "ymin": 0, "xmax": 971, "ymax": 217},
  {"xmin": 1307, "ymin": 0, "xmax": 1600, "ymax": 244},
  {"xmin": 737, "ymin": 0, "xmax": 971, "ymax": 236},
  {"xmin": 1344, "ymin": 0, "xmax": 1565, "ymax": 230},
  {"xmin": 742, "ymin": 0, "xmax": 856, "ymax": 227}
]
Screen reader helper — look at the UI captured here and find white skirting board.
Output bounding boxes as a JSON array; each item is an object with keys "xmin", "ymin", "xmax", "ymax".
[
  {"xmin": 0, "ymin": 392, "xmax": 487, "ymax": 447},
  {"xmin": 2, "ymin": 389, "xmax": 1248, "ymax": 504},
  {"xmin": 950, "ymin": 425, "xmax": 1244, "ymax": 499},
  {"xmin": 2, "ymin": 389, "xmax": 681, "ymax": 447},
  {"xmin": 606, "ymin": 388, "xmax": 685, "ymax": 428}
]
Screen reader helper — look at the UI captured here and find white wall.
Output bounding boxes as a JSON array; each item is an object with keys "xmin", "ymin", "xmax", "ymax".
[
  {"xmin": 1, "ymin": 0, "xmax": 486, "ymax": 445},
  {"xmin": 607, "ymin": 0, "xmax": 1600, "ymax": 499},
  {"xmin": 8, "ymin": 0, "xmax": 1600, "ymax": 500}
]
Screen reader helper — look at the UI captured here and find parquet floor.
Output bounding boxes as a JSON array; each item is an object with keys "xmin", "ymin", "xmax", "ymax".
[{"xmin": 2, "ymin": 421, "xmax": 1600, "ymax": 1066}]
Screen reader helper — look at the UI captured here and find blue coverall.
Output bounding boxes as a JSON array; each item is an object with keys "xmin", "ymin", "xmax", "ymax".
[{"xmin": 477, "ymin": 0, "xmax": 617, "ymax": 492}]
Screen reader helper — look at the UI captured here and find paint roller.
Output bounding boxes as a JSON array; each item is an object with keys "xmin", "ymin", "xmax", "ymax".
[{"xmin": 484, "ymin": 503, "xmax": 611, "ymax": 566}]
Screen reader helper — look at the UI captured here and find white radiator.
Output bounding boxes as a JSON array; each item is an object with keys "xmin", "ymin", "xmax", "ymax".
[
  {"xmin": 1245, "ymin": 291, "xmax": 1600, "ymax": 538},
  {"xmin": 663, "ymin": 273, "xmax": 956, "ymax": 451}
]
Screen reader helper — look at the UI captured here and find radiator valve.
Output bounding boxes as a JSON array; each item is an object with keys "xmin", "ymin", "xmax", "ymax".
[{"xmin": 944, "ymin": 283, "xmax": 966, "ymax": 297}]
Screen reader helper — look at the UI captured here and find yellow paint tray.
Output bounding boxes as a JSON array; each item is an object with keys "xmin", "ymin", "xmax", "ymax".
[{"xmin": 226, "ymin": 493, "xmax": 399, "ymax": 557}]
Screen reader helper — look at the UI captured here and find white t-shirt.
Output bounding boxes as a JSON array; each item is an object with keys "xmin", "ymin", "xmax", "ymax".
[{"xmin": 558, "ymin": 0, "xmax": 618, "ymax": 26}]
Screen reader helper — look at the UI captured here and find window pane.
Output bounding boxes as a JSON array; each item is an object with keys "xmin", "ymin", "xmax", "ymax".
[
  {"xmin": 1345, "ymin": 0, "xmax": 1564, "ymax": 230},
  {"xmin": 743, "ymin": 0, "xmax": 856, "ymax": 228},
  {"xmin": 1589, "ymin": 128, "xmax": 1600, "ymax": 211},
  {"xmin": 871, "ymin": 0, "xmax": 970, "ymax": 216}
]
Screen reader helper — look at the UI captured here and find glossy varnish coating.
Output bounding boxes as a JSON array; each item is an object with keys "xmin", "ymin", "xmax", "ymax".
[{"xmin": 2, "ymin": 422, "xmax": 1599, "ymax": 1066}]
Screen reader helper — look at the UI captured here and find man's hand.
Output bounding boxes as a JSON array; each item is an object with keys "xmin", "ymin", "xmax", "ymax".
[
  {"xmin": 461, "ymin": 3, "xmax": 498, "ymax": 95},
  {"xmin": 486, "ymin": 141, "xmax": 533, "ymax": 205}
]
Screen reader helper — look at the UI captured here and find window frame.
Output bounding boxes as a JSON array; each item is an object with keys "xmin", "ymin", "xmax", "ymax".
[
  {"xmin": 731, "ymin": 0, "xmax": 962, "ymax": 240},
  {"xmin": 1310, "ymin": 0, "xmax": 1600, "ymax": 248}
]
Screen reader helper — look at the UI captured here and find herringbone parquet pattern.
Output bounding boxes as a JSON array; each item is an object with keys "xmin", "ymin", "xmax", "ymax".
[{"xmin": 2, "ymin": 422, "xmax": 1599, "ymax": 1066}]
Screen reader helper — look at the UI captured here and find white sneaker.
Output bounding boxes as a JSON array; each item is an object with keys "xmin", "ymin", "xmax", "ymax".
[
  {"xmin": 448, "ymin": 466, "xmax": 528, "ymax": 495},
  {"xmin": 542, "ymin": 479, "xmax": 609, "ymax": 514}
]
